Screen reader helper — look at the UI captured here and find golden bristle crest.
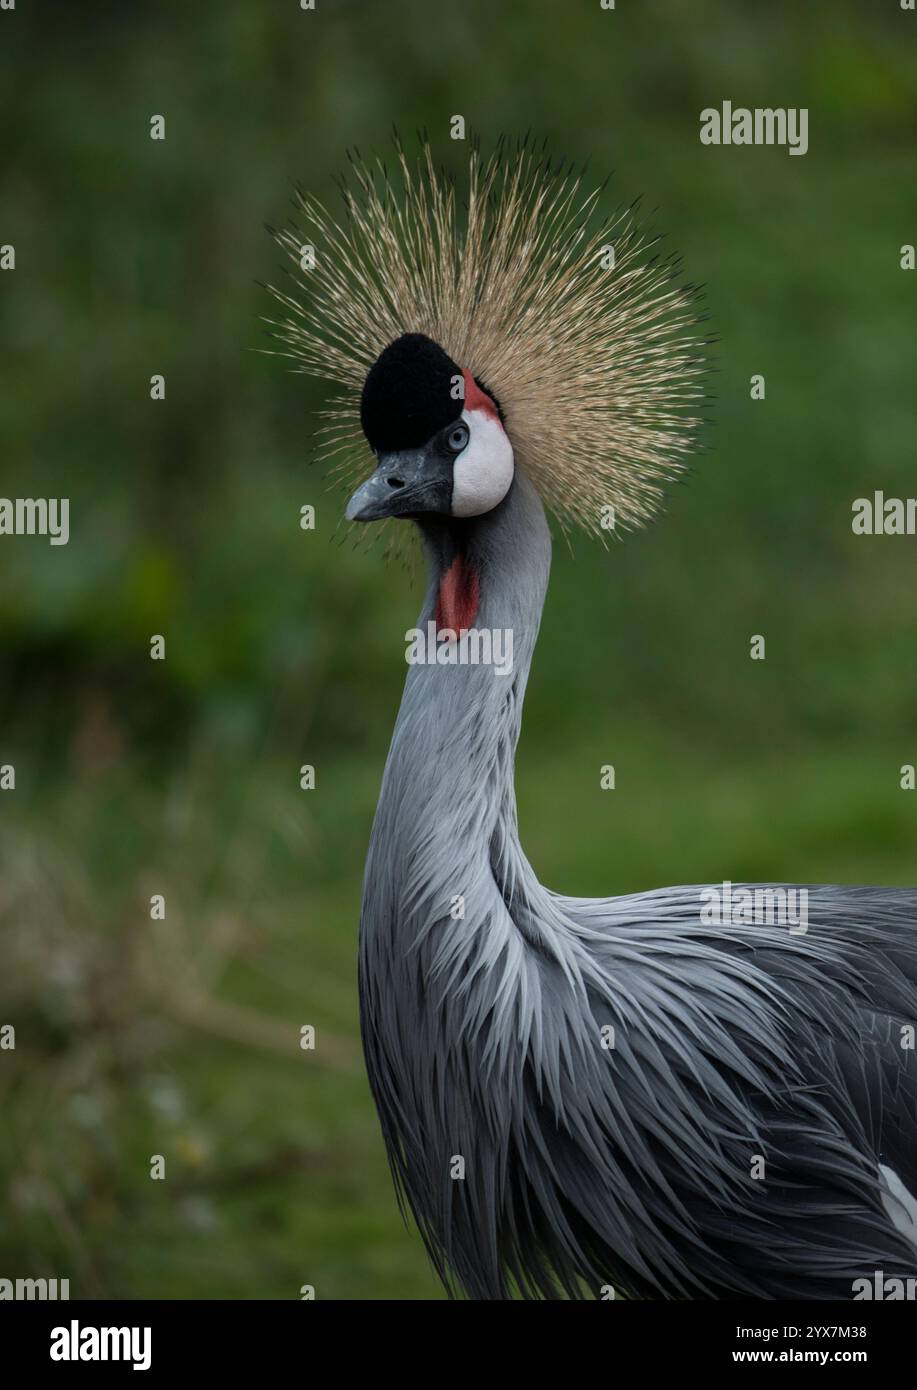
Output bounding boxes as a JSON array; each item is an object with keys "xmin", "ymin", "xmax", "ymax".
[{"xmin": 265, "ymin": 139, "xmax": 708, "ymax": 537}]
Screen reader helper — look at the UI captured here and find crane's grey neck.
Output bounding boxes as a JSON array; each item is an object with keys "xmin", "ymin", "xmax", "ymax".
[{"xmin": 363, "ymin": 470, "xmax": 553, "ymax": 952}]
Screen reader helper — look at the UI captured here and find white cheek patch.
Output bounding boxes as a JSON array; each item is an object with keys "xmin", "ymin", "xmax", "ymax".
[{"xmin": 450, "ymin": 409, "xmax": 515, "ymax": 518}]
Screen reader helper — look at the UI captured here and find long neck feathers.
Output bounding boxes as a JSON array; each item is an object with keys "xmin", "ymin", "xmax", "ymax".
[
  {"xmin": 361, "ymin": 470, "xmax": 551, "ymax": 959},
  {"xmin": 357, "ymin": 472, "xmax": 567, "ymax": 1296}
]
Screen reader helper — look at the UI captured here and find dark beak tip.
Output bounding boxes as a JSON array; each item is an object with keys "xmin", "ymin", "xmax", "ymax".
[
  {"xmin": 345, "ymin": 501, "xmax": 376, "ymax": 523},
  {"xmin": 345, "ymin": 473, "xmax": 388, "ymax": 522}
]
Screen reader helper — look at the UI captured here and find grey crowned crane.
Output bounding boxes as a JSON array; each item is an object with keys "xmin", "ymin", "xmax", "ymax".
[{"xmin": 268, "ymin": 141, "xmax": 917, "ymax": 1299}]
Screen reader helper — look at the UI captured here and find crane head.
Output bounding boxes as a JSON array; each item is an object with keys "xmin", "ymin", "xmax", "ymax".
[
  {"xmin": 268, "ymin": 140, "xmax": 707, "ymax": 539},
  {"xmin": 346, "ymin": 333, "xmax": 514, "ymax": 524}
]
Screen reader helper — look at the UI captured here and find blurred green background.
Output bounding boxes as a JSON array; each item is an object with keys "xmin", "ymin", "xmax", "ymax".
[{"xmin": 1, "ymin": 0, "xmax": 916, "ymax": 1299}]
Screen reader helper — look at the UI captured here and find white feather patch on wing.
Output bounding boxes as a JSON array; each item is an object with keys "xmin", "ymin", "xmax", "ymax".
[
  {"xmin": 451, "ymin": 409, "xmax": 515, "ymax": 518},
  {"xmin": 879, "ymin": 1163, "xmax": 917, "ymax": 1250}
]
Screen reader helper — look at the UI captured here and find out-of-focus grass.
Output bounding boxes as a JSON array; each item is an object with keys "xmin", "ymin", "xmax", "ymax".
[
  {"xmin": 0, "ymin": 747, "xmax": 445, "ymax": 1300},
  {"xmin": 1, "ymin": 0, "xmax": 916, "ymax": 1298}
]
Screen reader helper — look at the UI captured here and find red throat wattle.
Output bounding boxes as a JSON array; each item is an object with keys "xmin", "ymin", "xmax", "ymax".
[{"xmin": 436, "ymin": 555, "xmax": 480, "ymax": 634}]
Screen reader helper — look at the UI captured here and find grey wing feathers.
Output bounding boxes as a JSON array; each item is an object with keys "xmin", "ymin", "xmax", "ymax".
[{"xmin": 538, "ymin": 883, "xmax": 917, "ymax": 1297}]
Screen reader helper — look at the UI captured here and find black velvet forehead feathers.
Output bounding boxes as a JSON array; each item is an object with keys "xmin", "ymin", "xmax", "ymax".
[{"xmin": 360, "ymin": 333, "xmax": 463, "ymax": 454}]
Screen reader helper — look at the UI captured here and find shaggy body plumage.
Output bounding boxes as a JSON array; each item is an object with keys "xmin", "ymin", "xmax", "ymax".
[{"xmin": 359, "ymin": 472, "xmax": 917, "ymax": 1299}]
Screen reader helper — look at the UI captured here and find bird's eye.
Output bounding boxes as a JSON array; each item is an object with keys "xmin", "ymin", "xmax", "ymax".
[{"xmin": 446, "ymin": 422, "xmax": 469, "ymax": 453}]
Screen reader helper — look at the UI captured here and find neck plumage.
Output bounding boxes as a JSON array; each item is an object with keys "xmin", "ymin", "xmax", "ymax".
[
  {"xmin": 360, "ymin": 471, "xmax": 553, "ymax": 958},
  {"xmin": 358, "ymin": 473, "xmax": 586, "ymax": 1299}
]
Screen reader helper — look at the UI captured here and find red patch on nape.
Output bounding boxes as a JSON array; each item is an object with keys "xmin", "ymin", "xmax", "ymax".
[
  {"xmin": 436, "ymin": 555, "xmax": 480, "ymax": 635},
  {"xmin": 461, "ymin": 369, "xmax": 500, "ymax": 422}
]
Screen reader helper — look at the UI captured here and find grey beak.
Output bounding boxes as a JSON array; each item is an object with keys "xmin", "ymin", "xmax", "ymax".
[
  {"xmin": 345, "ymin": 462, "xmax": 405, "ymax": 522},
  {"xmin": 345, "ymin": 447, "xmax": 453, "ymax": 522}
]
